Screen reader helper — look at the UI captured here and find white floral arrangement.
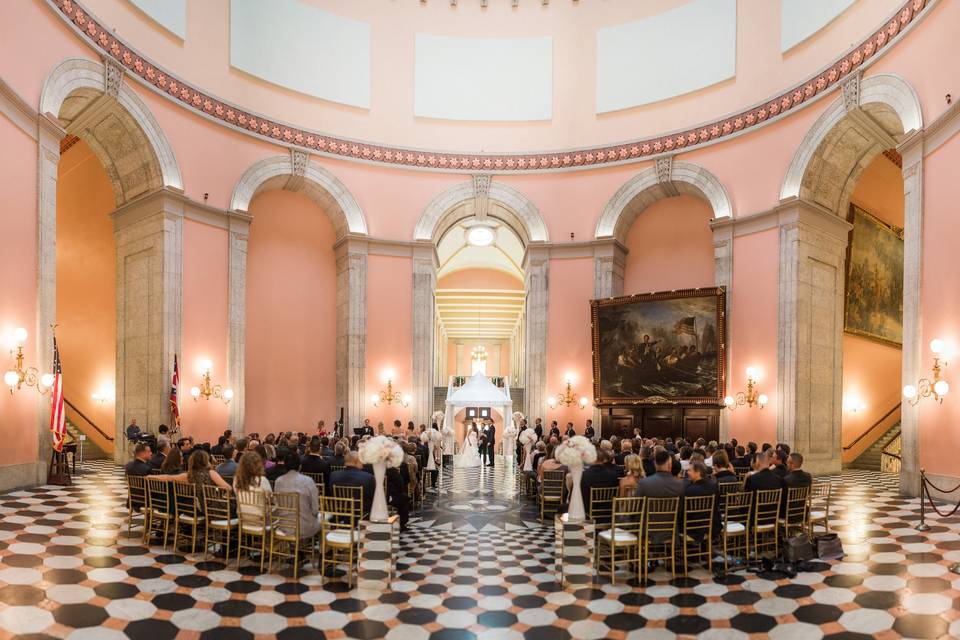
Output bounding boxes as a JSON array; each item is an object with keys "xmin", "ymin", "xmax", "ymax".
[
  {"xmin": 431, "ymin": 410, "xmax": 446, "ymax": 426},
  {"xmin": 518, "ymin": 428, "xmax": 537, "ymax": 446},
  {"xmin": 420, "ymin": 429, "xmax": 442, "ymax": 444},
  {"xmin": 503, "ymin": 422, "xmax": 519, "ymax": 439},
  {"xmin": 441, "ymin": 425, "xmax": 454, "ymax": 438},
  {"xmin": 555, "ymin": 435, "xmax": 598, "ymax": 467},
  {"xmin": 358, "ymin": 435, "xmax": 404, "ymax": 468}
]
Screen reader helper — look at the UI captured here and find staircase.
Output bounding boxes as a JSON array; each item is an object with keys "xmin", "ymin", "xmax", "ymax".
[
  {"xmin": 849, "ymin": 422, "xmax": 901, "ymax": 471},
  {"xmin": 65, "ymin": 418, "xmax": 111, "ymax": 461}
]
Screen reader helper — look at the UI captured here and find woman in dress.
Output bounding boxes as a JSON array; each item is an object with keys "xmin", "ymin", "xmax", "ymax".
[
  {"xmin": 234, "ymin": 452, "xmax": 273, "ymax": 519},
  {"xmin": 455, "ymin": 425, "xmax": 482, "ymax": 468}
]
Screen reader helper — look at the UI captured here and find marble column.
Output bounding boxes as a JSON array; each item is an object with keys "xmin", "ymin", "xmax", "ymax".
[
  {"xmin": 593, "ymin": 240, "xmax": 627, "ymax": 299},
  {"xmin": 112, "ymin": 188, "xmax": 184, "ymax": 461},
  {"xmin": 411, "ymin": 244, "xmax": 437, "ymax": 426},
  {"xmin": 712, "ymin": 227, "xmax": 733, "ymax": 442},
  {"xmin": 524, "ymin": 247, "xmax": 550, "ymax": 421},
  {"xmin": 226, "ymin": 218, "xmax": 250, "ymax": 435},
  {"xmin": 776, "ymin": 198, "xmax": 851, "ymax": 475},
  {"xmin": 335, "ymin": 239, "xmax": 368, "ymax": 432}
]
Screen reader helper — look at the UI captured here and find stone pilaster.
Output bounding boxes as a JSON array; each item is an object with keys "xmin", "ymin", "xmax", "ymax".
[
  {"xmin": 712, "ymin": 226, "xmax": 733, "ymax": 441},
  {"xmin": 112, "ymin": 188, "xmax": 184, "ymax": 461},
  {"xmin": 36, "ymin": 113, "xmax": 65, "ymax": 483},
  {"xmin": 411, "ymin": 244, "xmax": 437, "ymax": 426},
  {"xmin": 335, "ymin": 238, "xmax": 368, "ymax": 431},
  {"xmin": 593, "ymin": 240, "xmax": 627, "ymax": 299},
  {"xmin": 898, "ymin": 133, "xmax": 924, "ymax": 497},
  {"xmin": 776, "ymin": 198, "xmax": 851, "ymax": 475},
  {"xmin": 227, "ymin": 219, "xmax": 249, "ymax": 435},
  {"xmin": 524, "ymin": 247, "xmax": 549, "ymax": 421}
]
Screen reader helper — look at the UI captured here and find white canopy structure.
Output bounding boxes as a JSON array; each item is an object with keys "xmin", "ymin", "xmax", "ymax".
[{"xmin": 444, "ymin": 372, "xmax": 513, "ymax": 431}]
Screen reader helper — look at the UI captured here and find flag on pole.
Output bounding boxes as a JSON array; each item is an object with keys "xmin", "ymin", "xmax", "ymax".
[
  {"xmin": 49, "ymin": 337, "xmax": 66, "ymax": 452},
  {"xmin": 674, "ymin": 316, "xmax": 697, "ymax": 337},
  {"xmin": 170, "ymin": 355, "xmax": 181, "ymax": 429}
]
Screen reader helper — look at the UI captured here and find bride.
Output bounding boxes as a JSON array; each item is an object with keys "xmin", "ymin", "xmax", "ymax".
[{"xmin": 455, "ymin": 424, "xmax": 482, "ymax": 469}]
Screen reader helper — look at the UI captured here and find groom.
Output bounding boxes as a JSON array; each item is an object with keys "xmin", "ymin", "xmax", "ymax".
[{"xmin": 482, "ymin": 420, "xmax": 496, "ymax": 467}]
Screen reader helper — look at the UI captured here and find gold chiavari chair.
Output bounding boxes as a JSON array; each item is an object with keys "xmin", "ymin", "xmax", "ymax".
[
  {"xmin": 211, "ymin": 455, "xmax": 226, "ymax": 466},
  {"xmin": 172, "ymin": 482, "xmax": 205, "ymax": 555},
  {"xmin": 271, "ymin": 492, "xmax": 303, "ymax": 578},
  {"xmin": 320, "ymin": 495, "xmax": 360, "ymax": 587},
  {"xmin": 735, "ymin": 468, "xmax": 750, "ymax": 485},
  {"xmin": 679, "ymin": 495, "xmax": 715, "ymax": 576},
  {"xmin": 236, "ymin": 489, "xmax": 273, "ymax": 572},
  {"xmin": 751, "ymin": 489, "xmax": 782, "ymax": 564},
  {"xmin": 329, "ymin": 465, "xmax": 346, "ymax": 474},
  {"xmin": 642, "ymin": 496, "xmax": 680, "ymax": 581},
  {"xmin": 539, "ymin": 470, "xmax": 566, "ymax": 522},
  {"xmin": 333, "ymin": 485, "xmax": 366, "ymax": 520},
  {"xmin": 202, "ymin": 485, "xmax": 237, "ymax": 562},
  {"xmin": 144, "ymin": 477, "xmax": 174, "ymax": 547},
  {"xmin": 780, "ymin": 486, "xmax": 810, "ymax": 540},
  {"xmin": 126, "ymin": 475, "xmax": 148, "ymax": 537},
  {"xmin": 596, "ymin": 496, "xmax": 645, "ymax": 584},
  {"xmin": 720, "ymin": 491, "xmax": 752, "ymax": 573},
  {"xmin": 303, "ymin": 472, "xmax": 325, "ymax": 497},
  {"xmin": 808, "ymin": 482, "xmax": 832, "ymax": 536},
  {"xmin": 589, "ymin": 486, "xmax": 619, "ymax": 532}
]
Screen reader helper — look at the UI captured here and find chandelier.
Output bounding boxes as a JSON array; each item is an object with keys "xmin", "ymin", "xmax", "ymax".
[
  {"xmin": 471, "ymin": 345, "xmax": 488, "ymax": 363},
  {"xmin": 3, "ymin": 328, "xmax": 53, "ymax": 396},
  {"xmin": 903, "ymin": 339, "xmax": 949, "ymax": 406}
]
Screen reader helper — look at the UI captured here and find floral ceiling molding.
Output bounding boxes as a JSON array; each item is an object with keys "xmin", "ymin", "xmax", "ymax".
[{"xmin": 49, "ymin": 0, "xmax": 931, "ymax": 174}]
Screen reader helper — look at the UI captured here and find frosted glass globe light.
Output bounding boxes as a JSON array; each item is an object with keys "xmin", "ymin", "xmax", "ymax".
[
  {"xmin": 12, "ymin": 327, "xmax": 27, "ymax": 345},
  {"xmin": 40, "ymin": 373, "xmax": 54, "ymax": 388},
  {"xmin": 224, "ymin": 388, "xmax": 235, "ymax": 400},
  {"xmin": 3, "ymin": 371, "xmax": 18, "ymax": 388},
  {"xmin": 190, "ymin": 386, "xmax": 201, "ymax": 398},
  {"xmin": 724, "ymin": 395, "xmax": 735, "ymax": 407},
  {"xmin": 934, "ymin": 380, "xmax": 949, "ymax": 396},
  {"xmin": 903, "ymin": 384, "xmax": 917, "ymax": 399},
  {"xmin": 930, "ymin": 338, "xmax": 945, "ymax": 354},
  {"xmin": 757, "ymin": 394, "xmax": 769, "ymax": 406},
  {"xmin": 466, "ymin": 226, "xmax": 495, "ymax": 247}
]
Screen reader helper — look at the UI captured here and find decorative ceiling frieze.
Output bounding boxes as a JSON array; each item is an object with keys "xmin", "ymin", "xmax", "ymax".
[{"xmin": 47, "ymin": 0, "xmax": 931, "ymax": 173}]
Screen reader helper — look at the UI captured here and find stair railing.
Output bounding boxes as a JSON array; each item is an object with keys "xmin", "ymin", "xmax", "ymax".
[
  {"xmin": 64, "ymin": 398, "xmax": 115, "ymax": 442},
  {"xmin": 842, "ymin": 402, "xmax": 901, "ymax": 451}
]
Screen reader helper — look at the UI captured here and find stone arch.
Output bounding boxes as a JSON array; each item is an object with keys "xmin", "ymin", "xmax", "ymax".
[
  {"xmin": 40, "ymin": 57, "xmax": 182, "ymax": 205},
  {"xmin": 230, "ymin": 152, "xmax": 368, "ymax": 238},
  {"xmin": 594, "ymin": 158, "xmax": 732, "ymax": 242},
  {"xmin": 781, "ymin": 73, "xmax": 922, "ymax": 215},
  {"xmin": 414, "ymin": 179, "xmax": 549, "ymax": 244}
]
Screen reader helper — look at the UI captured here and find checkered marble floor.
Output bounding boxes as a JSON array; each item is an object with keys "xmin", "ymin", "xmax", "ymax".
[{"xmin": 0, "ymin": 458, "xmax": 959, "ymax": 639}]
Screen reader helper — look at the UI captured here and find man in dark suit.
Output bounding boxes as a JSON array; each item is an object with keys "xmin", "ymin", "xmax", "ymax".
[
  {"xmin": 549, "ymin": 421, "xmax": 561, "ymax": 440},
  {"xmin": 319, "ymin": 436, "xmax": 334, "ymax": 458},
  {"xmin": 328, "ymin": 443, "xmax": 347, "ymax": 468},
  {"xmin": 564, "ymin": 423, "xmax": 576, "ymax": 438},
  {"xmin": 744, "ymin": 450, "xmax": 784, "ymax": 493},
  {"xmin": 684, "ymin": 460, "xmax": 720, "ymax": 535},
  {"xmin": 579, "ymin": 449, "xmax": 620, "ymax": 517},
  {"xmin": 301, "ymin": 438, "xmax": 331, "ymax": 490},
  {"xmin": 584, "ymin": 419, "xmax": 596, "ymax": 441},
  {"xmin": 783, "ymin": 453, "xmax": 812, "ymax": 488},
  {"xmin": 484, "ymin": 421, "xmax": 496, "ymax": 467},
  {"xmin": 386, "ymin": 464, "xmax": 410, "ymax": 531},
  {"xmin": 771, "ymin": 450, "xmax": 790, "ymax": 479},
  {"xmin": 534, "ymin": 419, "xmax": 544, "ymax": 441},
  {"xmin": 359, "ymin": 419, "xmax": 375, "ymax": 438},
  {"xmin": 636, "ymin": 450, "xmax": 684, "ymax": 498},
  {"xmin": 614, "ymin": 440, "xmax": 633, "ymax": 465},
  {"xmin": 150, "ymin": 437, "xmax": 170, "ymax": 470},
  {"xmin": 125, "ymin": 443, "xmax": 153, "ymax": 476},
  {"xmin": 330, "ymin": 452, "xmax": 376, "ymax": 517}
]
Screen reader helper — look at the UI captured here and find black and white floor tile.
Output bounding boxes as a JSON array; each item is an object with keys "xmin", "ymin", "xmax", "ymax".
[{"xmin": 0, "ymin": 457, "xmax": 958, "ymax": 639}]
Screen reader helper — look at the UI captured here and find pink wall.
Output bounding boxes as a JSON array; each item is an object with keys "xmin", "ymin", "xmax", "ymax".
[
  {"xmin": 543, "ymin": 257, "xmax": 594, "ymax": 431},
  {"xmin": 245, "ymin": 189, "xmax": 338, "ymax": 434},
  {"xmin": 180, "ymin": 219, "xmax": 229, "ymax": 444},
  {"xmin": 0, "ymin": 114, "xmax": 39, "ymax": 467},
  {"xmin": 437, "ymin": 269, "xmax": 523, "ymax": 290},
  {"xmin": 918, "ymin": 131, "xmax": 960, "ymax": 478},
  {"xmin": 365, "ymin": 255, "xmax": 413, "ymax": 426},
  {"xmin": 841, "ymin": 155, "xmax": 904, "ymax": 457},
  {"xmin": 622, "ymin": 195, "xmax": 716, "ymax": 295},
  {"xmin": 55, "ymin": 140, "xmax": 116, "ymax": 454},
  {"xmin": 728, "ymin": 229, "xmax": 779, "ymax": 446}
]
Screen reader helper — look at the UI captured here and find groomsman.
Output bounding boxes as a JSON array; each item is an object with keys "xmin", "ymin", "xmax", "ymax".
[
  {"xmin": 549, "ymin": 421, "xmax": 561, "ymax": 440},
  {"xmin": 584, "ymin": 419, "xmax": 596, "ymax": 441},
  {"xmin": 564, "ymin": 423, "xmax": 576, "ymax": 438},
  {"xmin": 484, "ymin": 420, "xmax": 496, "ymax": 467},
  {"xmin": 534, "ymin": 418, "xmax": 544, "ymax": 441}
]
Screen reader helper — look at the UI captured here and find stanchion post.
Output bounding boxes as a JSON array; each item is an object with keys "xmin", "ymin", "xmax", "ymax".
[{"xmin": 916, "ymin": 468, "xmax": 931, "ymax": 532}]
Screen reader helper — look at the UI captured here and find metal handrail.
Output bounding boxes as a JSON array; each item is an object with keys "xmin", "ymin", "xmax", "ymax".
[
  {"xmin": 842, "ymin": 402, "xmax": 901, "ymax": 451},
  {"xmin": 63, "ymin": 397, "xmax": 115, "ymax": 441}
]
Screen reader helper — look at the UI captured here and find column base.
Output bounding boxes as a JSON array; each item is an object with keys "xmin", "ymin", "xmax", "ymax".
[
  {"xmin": 358, "ymin": 515, "xmax": 400, "ymax": 592},
  {"xmin": 554, "ymin": 513, "xmax": 595, "ymax": 589}
]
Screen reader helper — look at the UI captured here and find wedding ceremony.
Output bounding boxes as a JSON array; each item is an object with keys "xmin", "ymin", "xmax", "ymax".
[{"xmin": 1, "ymin": 0, "xmax": 960, "ymax": 638}]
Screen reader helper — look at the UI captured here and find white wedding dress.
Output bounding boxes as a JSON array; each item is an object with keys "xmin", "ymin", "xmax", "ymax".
[{"xmin": 455, "ymin": 432, "xmax": 482, "ymax": 468}]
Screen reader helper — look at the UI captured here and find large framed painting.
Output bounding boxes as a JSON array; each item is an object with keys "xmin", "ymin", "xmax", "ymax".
[
  {"xmin": 844, "ymin": 204, "xmax": 903, "ymax": 346},
  {"xmin": 591, "ymin": 287, "xmax": 726, "ymax": 406}
]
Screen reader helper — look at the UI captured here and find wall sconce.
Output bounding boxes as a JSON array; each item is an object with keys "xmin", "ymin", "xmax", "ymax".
[
  {"xmin": 547, "ymin": 372, "xmax": 590, "ymax": 409},
  {"xmin": 3, "ymin": 328, "xmax": 53, "ymax": 396},
  {"xmin": 724, "ymin": 366, "xmax": 768, "ymax": 411},
  {"xmin": 903, "ymin": 338, "xmax": 949, "ymax": 406},
  {"xmin": 843, "ymin": 394, "xmax": 867, "ymax": 413},
  {"xmin": 371, "ymin": 369, "xmax": 411, "ymax": 407},
  {"xmin": 190, "ymin": 359, "xmax": 233, "ymax": 405},
  {"xmin": 92, "ymin": 384, "xmax": 115, "ymax": 405}
]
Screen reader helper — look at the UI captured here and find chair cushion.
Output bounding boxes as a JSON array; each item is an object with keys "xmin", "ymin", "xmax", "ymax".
[
  {"xmin": 598, "ymin": 527, "xmax": 638, "ymax": 543},
  {"xmin": 810, "ymin": 510, "xmax": 826, "ymax": 519},
  {"xmin": 724, "ymin": 522, "xmax": 746, "ymax": 534},
  {"xmin": 756, "ymin": 523, "xmax": 775, "ymax": 532},
  {"xmin": 210, "ymin": 518, "xmax": 239, "ymax": 527},
  {"xmin": 240, "ymin": 524, "xmax": 272, "ymax": 534},
  {"xmin": 178, "ymin": 515, "xmax": 204, "ymax": 523},
  {"xmin": 326, "ymin": 530, "xmax": 355, "ymax": 545}
]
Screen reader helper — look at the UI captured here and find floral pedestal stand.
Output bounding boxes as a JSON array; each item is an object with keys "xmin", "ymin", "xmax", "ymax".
[
  {"xmin": 554, "ymin": 512, "xmax": 596, "ymax": 589},
  {"xmin": 358, "ymin": 514, "xmax": 400, "ymax": 592}
]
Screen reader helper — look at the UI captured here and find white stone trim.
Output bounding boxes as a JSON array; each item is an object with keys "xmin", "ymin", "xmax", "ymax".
[
  {"xmin": 229, "ymin": 154, "xmax": 368, "ymax": 237},
  {"xmin": 780, "ymin": 73, "xmax": 923, "ymax": 202},
  {"xmin": 0, "ymin": 75, "xmax": 39, "ymax": 140},
  {"xmin": 594, "ymin": 159, "xmax": 732, "ymax": 241}
]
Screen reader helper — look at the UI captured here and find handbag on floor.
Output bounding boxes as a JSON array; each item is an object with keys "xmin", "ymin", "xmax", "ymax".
[
  {"xmin": 815, "ymin": 533, "xmax": 844, "ymax": 560},
  {"xmin": 784, "ymin": 532, "xmax": 814, "ymax": 563}
]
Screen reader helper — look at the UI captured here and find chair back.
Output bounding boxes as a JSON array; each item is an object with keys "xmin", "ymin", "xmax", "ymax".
[
  {"xmin": 682, "ymin": 494, "xmax": 715, "ymax": 542},
  {"xmin": 211, "ymin": 455, "xmax": 225, "ymax": 466},
  {"xmin": 644, "ymin": 496, "xmax": 679, "ymax": 541},
  {"xmin": 332, "ymin": 484, "xmax": 365, "ymax": 519},
  {"xmin": 717, "ymin": 481, "xmax": 740, "ymax": 511},
  {"xmin": 303, "ymin": 472, "xmax": 324, "ymax": 495},
  {"xmin": 322, "ymin": 495, "xmax": 358, "ymax": 534},
  {"xmin": 145, "ymin": 477, "xmax": 171, "ymax": 514},
  {"xmin": 542, "ymin": 470, "xmax": 566, "ymax": 500},
  {"xmin": 809, "ymin": 481, "xmax": 832, "ymax": 507},
  {"xmin": 330, "ymin": 465, "xmax": 346, "ymax": 474},
  {"xmin": 201, "ymin": 485, "xmax": 232, "ymax": 523},
  {"xmin": 611, "ymin": 496, "xmax": 645, "ymax": 536},
  {"xmin": 273, "ymin": 492, "xmax": 301, "ymax": 539},
  {"xmin": 236, "ymin": 489, "xmax": 271, "ymax": 532},
  {"xmin": 784, "ymin": 485, "xmax": 811, "ymax": 528},
  {"xmin": 723, "ymin": 491, "xmax": 752, "ymax": 530},
  {"xmin": 172, "ymin": 481, "xmax": 201, "ymax": 520},
  {"xmin": 127, "ymin": 475, "xmax": 147, "ymax": 510},
  {"xmin": 589, "ymin": 486, "xmax": 619, "ymax": 526},
  {"xmin": 753, "ymin": 488, "xmax": 782, "ymax": 529}
]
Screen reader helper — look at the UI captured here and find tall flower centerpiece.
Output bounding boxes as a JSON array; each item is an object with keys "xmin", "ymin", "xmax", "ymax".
[
  {"xmin": 518, "ymin": 427, "xmax": 538, "ymax": 472},
  {"xmin": 555, "ymin": 435, "xmax": 598, "ymax": 522},
  {"xmin": 441, "ymin": 424, "xmax": 455, "ymax": 456},
  {"xmin": 431, "ymin": 410, "xmax": 445, "ymax": 427},
  {"xmin": 420, "ymin": 428, "xmax": 442, "ymax": 471},
  {"xmin": 502, "ymin": 422, "xmax": 518, "ymax": 462},
  {"xmin": 358, "ymin": 436, "xmax": 404, "ymax": 522}
]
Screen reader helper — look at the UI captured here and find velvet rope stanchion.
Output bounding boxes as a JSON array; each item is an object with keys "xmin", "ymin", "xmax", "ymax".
[
  {"xmin": 916, "ymin": 468, "xmax": 931, "ymax": 532},
  {"xmin": 916, "ymin": 469, "xmax": 960, "ymax": 575}
]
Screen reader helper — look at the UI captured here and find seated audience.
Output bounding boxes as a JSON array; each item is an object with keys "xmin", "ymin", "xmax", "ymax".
[
  {"xmin": 301, "ymin": 439, "xmax": 331, "ymax": 488},
  {"xmin": 771, "ymin": 449, "xmax": 789, "ymax": 479},
  {"xmin": 615, "ymin": 440, "xmax": 633, "ymax": 465},
  {"xmin": 580, "ymin": 449, "xmax": 621, "ymax": 514},
  {"xmin": 683, "ymin": 460, "xmax": 720, "ymax": 534},
  {"xmin": 783, "ymin": 453, "xmax": 812, "ymax": 488},
  {"xmin": 537, "ymin": 445, "xmax": 566, "ymax": 481},
  {"xmin": 712, "ymin": 451, "xmax": 740, "ymax": 486},
  {"xmin": 619, "ymin": 454, "xmax": 644, "ymax": 497},
  {"xmin": 744, "ymin": 450, "xmax": 784, "ymax": 493},
  {"xmin": 125, "ymin": 443, "xmax": 153, "ymax": 476},
  {"xmin": 153, "ymin": 450, "xmax": 232, "ymax": 496},
  {"xmin": 330, "ymin": 452, "xmax": 376, "ymax": 516},
  {"xmin": 636, "ymin": 450, "xmax": 684, "ymax": 498},
  {"xmin": 274, "ymin": 451, "xmax": 321, "ymax": 539},
  {"xmin": 234, "ymin": 452, "xmax": 273, "ymax": 518},
  {"xmin": 217, "ymin": 444, "xmax": 237, "ymax": 480},
  {"xmin": 210, "ymin": 436, "xmax": 227, "ymax": 456},
  {"xmin": 161, "ymin": 448, "xmax": 183, "ymax": 474},
  {"xmin": 150, "ymin": 437, "xmax": 170, "ymax": 470}
]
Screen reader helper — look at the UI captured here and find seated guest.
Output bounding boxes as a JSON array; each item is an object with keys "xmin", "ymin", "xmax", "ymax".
[
  {"xmin": 771, "ymin": 450, "xmax": 789, "ymax": 479},
  {"xmin": 234, "ymin": 452, "xmax": 273, "ymax": 520},
  {"xmin": 330, "ymin": 452, "xmax": 376, "ymax": 516},
  {"xmin": 619, "ymin": 454, "xmax": 644, "ymax": 497},
  {"xmin": 783, "ymin": 453, "xmax": 812, "ymax": 488},
  {"xmin": 579, "ymin": 449, "xmax": 621, "ymax": 515},
  {"xmin": 684, "ymin": 460, "xmax": 720, "ymax": 534},
  {"xmin": 161, "ymin": 447, "xmax": 183, "ymax": 474},
  {"xmin": 150, "ymin": 437, "xmax": 170, "ymax": 470},
  {"xmin": 712, "ymin": 451, "xmax": 740, "ymax": 486},
  {"xmin": 329, "ymin": 443, "xmax": 347, "ymax": 468},
  {"xmin": 153, "ymin": 450, "xmax": 233, "ymax": 497},
  {"xmin": 639, "ymin": 446, "xmax": 656, "ymax": 479},
  {"xmin": 744, "ymin": 450, "xmax": 784, "ymax": 493},
  {"xmin": 615, "ymin": 440, "xmax": 633, "ymax": 465},
  {"xmin": 732, "ymin": 445, "xmax": 750, "ymax": 469},
  {"xmin": 217, "ymin": 444, "xmax": 237, "ymax": 480},
  {"xmin": 274, "ymin": 451, "xmax": 321, "ymax": 539},
  {"xmin": 256, "ymin": 444, "xmax": 276, "ymax": 471},
  {"xmin": 531, "ymin": 442, "xmax": 548, "ymax": 473},
  {"xmin": 679, "ymin": 446, "xmax": 694, "ymax": 473},
  {"xmin": 319, "ymin": 436, "xmax": 334, "ymax": 458},
  {"xmin": 537, "ymin": 445, "xmax": 566, "ymax": 481},
  {"xmin": 745, "ymin": 442, "xmax": 758, "ymax": 466},
  {"xmin": 301, "ymin": 439, "xmax": 330, "ymax": 488},
  {"xmin": 689, "ymin": 452, "xmax": 711, "ymax": 477},
  {"xmin": 386, "ymin": 462, "xmax": 410, "ymax": 532},
  {"xmin": 210, "ymin": 436, "xmax": 227, "ymax": 456},
  {"xmin": 636, "ymin": 450, "xmax": 684, "ymax": 498},
  {"xmin": 776, "ymin": 442, "xmax": 792, "ymax": 456},
  {"xmin": 125, "ymin": 443, "xmax": 153, "ymax": 476}
]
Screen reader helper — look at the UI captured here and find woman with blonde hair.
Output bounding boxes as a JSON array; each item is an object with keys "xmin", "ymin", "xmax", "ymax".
[
  {"xmin": 234, "ymin": 451, "xmax": 272, "ymax": 518},
  {"xmin": 618, "ymin": 454, "xmax": 644, "ymax": 497}
]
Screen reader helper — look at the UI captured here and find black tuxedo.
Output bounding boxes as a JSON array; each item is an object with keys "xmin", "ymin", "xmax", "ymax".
[
  {"xmin": 482, "ymin": 425, "xmax": 496, "ymax": 466},
  {"xmin": 549, "ymin": 427, "xmax": 561, "ymax": 439},
  {"xmin": 584, "ymin": 426, "xmax": 595, "ymax": 441},
  {"xmin": 330, "ymin": 467, "xmax": 376, "ymax": 516},
  {"xmin": 534, "ymin": 424, "xmax": 544, "ymax": 440},
  {"xmin": 564, "ymin": 428, "xmax": 576, "ymax": 438}
]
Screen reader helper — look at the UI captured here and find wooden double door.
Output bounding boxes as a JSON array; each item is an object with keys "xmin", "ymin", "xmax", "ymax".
[{"xmin": 600, "ymin": 406, "xmax": 720, "ymax": 442}]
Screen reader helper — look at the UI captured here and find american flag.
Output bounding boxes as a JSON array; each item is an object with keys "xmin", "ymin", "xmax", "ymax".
[
  {"xmin": 49, "ymin": 337, "xmax": 66, "ymax": 452},
  {"xmin": 675, "ymin": 316, "xmax": 697, "ymax": 337},
  {"xmin": 170, "ymin": 355, "xmax": 181, "ymax": 429}
]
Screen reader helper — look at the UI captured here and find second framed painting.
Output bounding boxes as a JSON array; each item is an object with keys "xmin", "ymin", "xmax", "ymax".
[
  {"xmin": 844, "ymin": 204, "xmax": 903, "ymax": 347},
  {"xmin": 591, "ymin": 287, "xmax": 726, "ymax": 406}
]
